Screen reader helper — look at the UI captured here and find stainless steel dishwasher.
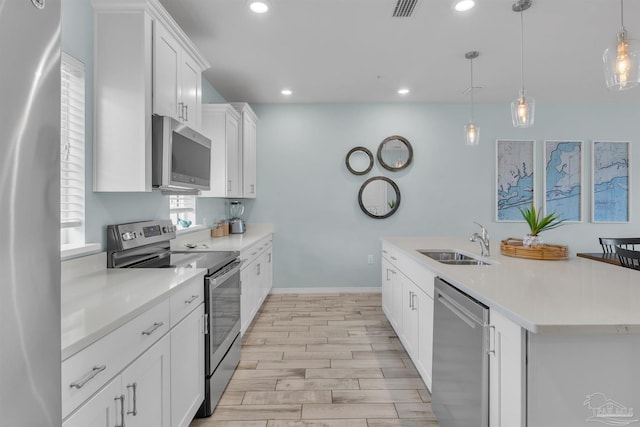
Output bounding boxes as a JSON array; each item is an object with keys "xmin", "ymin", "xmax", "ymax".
[{"xmin": 432, "ymin": 277, "xmax": 490, "ymax": 427}]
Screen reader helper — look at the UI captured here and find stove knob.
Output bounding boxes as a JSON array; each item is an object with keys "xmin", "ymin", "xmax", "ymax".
[
  {"xmin": 122, "ymin": 232, "xmax": 135, "ymax": 241},
  {"xmin": 162, "ymin": 226, "xmax": 168, "ymax": 233}
]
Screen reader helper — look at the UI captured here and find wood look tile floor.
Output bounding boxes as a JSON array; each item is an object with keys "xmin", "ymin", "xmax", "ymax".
[{"xmin": 190, "ymin": 293, "xmax": 440, "ymax": 427}]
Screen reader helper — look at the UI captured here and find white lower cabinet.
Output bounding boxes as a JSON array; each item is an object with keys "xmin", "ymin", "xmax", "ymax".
[
  {"xmin": 489, "ymin": 309, "xmax": 525, "ymax": 427},
  {"xmin": 381, "ymin": 243, "xmax": 434, "ymax": 391},
  {"xmin": 63, "ymin": 334, "xmax": 171, "ymax": 427},
  {"xmin": 63, "ymin": 275, "xmax": 206, "ymax": 427},
  {"xmin": 171, "ymin": 303, "xmax": 205, "ymax": 427},
  {"xmin": 240, "ymin": 236, "xmax": 274, "ymax": 335}
]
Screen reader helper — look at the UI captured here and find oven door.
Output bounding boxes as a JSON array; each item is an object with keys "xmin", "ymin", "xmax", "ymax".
[{"xmin": 205, "ymin": 259, "xmax": 242, "ymax": 374}]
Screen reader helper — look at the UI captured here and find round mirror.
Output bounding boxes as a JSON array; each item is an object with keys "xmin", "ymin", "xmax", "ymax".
[
  {"xmin": 358, "ymin": 176, "xmax": 401, "ymax": 219},
  {"xmin": 345, "ymin": 146, "xmax": 374, "ymax": 175},
  {"xmin": 377, "ymin": 135, "xmax": 413, "ymax": 171}
]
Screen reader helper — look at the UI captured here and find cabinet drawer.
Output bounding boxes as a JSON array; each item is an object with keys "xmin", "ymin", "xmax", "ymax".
[
  {"xmin": 170, "ymin": 275, "xmax": 204, "ymax": 327},
  {"xmin": 62, "ymin": 300, "xmax": 170, "ymax": 418},
  {"xmin": 240, "ymin": 235, "xmax": 272, "ymax": 269}
]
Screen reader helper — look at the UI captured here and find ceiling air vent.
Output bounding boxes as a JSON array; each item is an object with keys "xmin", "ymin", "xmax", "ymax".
[{"xmin": 392, "ymin": 0, "xmax": 419, "ymax": 17}]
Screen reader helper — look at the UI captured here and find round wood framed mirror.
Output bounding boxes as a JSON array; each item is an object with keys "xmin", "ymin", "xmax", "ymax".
[
  {"xmin": 345, "ymin": 146, "xmax": 374, "ymax": 175},
  {"xmin": 377, "ymin": 135, "xmax": 413, "ymax": 171},
  {"xmin": 358, "ymin": 176, "xmax": 401, "ymax": 219}
]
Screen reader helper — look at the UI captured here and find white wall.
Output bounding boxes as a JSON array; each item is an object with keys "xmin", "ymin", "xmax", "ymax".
[{"xmin": 247, "ymin": 102, "xmax": 640, "ymax": 289}]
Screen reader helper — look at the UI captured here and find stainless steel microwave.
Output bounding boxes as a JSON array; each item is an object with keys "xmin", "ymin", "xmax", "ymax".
[{"xmin": 152, "ymin": 115, "xmax": 211, "ymax": 193}]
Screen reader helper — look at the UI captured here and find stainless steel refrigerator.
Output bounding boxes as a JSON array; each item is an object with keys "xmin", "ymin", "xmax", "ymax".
[{"xmin": 0, "ymin": 1, "xmax": 61, "ymax": 426}]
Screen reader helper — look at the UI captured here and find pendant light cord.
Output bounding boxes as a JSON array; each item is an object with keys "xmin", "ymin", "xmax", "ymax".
[
  {"xmin": 520, "ymin": 8, "xmax": 525, "ymax": 94},
  {"xmin": 470, "ymin": 57, "xmax": 475, "ymax": 121},
  {"xmin": 620, "ymin": 0, "xmax": 625, "ymax": 31}
]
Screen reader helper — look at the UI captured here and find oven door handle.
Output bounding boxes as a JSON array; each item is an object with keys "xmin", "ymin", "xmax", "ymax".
[{"xmin": 207, "ymin": 260, "xmax": 243, "ymax": 288}]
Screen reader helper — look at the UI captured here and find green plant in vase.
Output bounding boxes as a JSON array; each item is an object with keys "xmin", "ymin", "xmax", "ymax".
[{"xmin": 519, "ymin": 204, "xmax": 564, "ymax": 247}]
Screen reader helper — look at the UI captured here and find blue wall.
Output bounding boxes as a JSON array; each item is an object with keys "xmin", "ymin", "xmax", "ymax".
[
  {"xmin": 247, "ymin": 103, "xmax": 640, "ymax": 288},
  {"xmin": 63, "ymin": 0, "xmax": 639, "ymax": 289}
]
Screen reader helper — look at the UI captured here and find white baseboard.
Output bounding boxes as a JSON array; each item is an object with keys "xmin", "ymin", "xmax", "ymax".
[{"xmin": 269, "ymin": 287, "xmax": 381, "ymax": 295}]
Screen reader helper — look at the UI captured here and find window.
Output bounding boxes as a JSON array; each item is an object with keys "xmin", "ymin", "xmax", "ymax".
[
  {"xmin": 60, "ymin": 53, "xmax": 85, "ymax": 246},
  {"xmin": 169, "ymin": 195, "xmax": 196, "ymax": 228}
]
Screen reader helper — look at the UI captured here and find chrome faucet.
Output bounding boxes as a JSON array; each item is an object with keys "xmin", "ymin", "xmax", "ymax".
[{"xmin": 470, "ymin": 222, "xmax": 490, "ymax": 257}]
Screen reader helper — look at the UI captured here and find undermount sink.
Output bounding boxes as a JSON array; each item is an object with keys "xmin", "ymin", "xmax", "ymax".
[{"xmin": 418, "ymin": 250, "xmax": 492, "ymax": 266}]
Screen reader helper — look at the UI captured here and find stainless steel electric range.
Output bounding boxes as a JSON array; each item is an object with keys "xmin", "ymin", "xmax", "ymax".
[{"xmin": 107, "ymin": 219, "xmax": 241, "ymax": 417}]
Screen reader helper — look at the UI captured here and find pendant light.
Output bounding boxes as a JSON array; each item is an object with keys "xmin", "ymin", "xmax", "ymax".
[
  {"xmin": 464, "ymin": 51, "xmax": 480, "ymax": 146},
  {"xmin": 603, "ymin": 0, "xmax": 640, "ymax": 90},
  {"xmin": 511, "ymin": 0, "xmax": 534, "ymax": 128}
]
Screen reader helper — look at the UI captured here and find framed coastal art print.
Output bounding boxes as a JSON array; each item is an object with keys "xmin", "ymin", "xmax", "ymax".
[
  {"xmin": 592, "ymin": 141, "xmax": 630, "ymax": 223},
  {"xmin": 543, "ymin": 140, "xmax": 583, "ymax": 222},
  {"xmin": 496, "ymin": 139, "xmax": 535, "ymax": 222}
]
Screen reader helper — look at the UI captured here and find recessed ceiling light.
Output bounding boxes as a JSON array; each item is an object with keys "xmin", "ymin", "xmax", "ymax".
[
  {"xmin": 453, "ymin": 0, "xmax": 475, "ymax": 12},
  {"xmin": 398, "ymin": 88, "xmax": 410, "ymax": 95},
  {"xmin": 281, "ymin": 89, "xmax": 292, "ymax": 95},
  {"xmin": 249, "ymin": 0, "xmax": 270, "ymax": 13}
]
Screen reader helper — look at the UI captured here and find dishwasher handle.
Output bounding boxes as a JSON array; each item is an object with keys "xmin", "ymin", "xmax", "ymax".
[{"xmin": 437, "ymin": 291, "xmax": 483, "ymax": 329}]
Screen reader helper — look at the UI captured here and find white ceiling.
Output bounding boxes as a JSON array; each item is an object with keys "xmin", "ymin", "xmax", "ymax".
[{"xmin": 159, "ymin": 0, "xmax": 640, "ymax": 104}]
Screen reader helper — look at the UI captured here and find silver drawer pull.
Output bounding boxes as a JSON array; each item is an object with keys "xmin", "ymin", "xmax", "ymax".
[
  {"xmin": 391, "ymin": 256, "xmax": 398, "ymax": 261},
  {"xmin": 127, "ymin": 382, "xmax": 138, "ymax": 416},
  {"xmin": 115, "ymin": 394, "xmax": 125, "ymax": 427},
  {"xmin": 184, "ymin": 295, "xmax": 199, "ymax": 304},
  {"xmin": 69, "ymin": 365, "xmax": 106, "ymax": 389},
  {"xmin": 141, "ymin": 322, "xmax": 164, "ymax": 336}
]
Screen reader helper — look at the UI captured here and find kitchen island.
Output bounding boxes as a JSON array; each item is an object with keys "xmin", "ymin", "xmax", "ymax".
[{"xmin": 382, "ymin": 236, "xmax": 640, "ymax": 427}]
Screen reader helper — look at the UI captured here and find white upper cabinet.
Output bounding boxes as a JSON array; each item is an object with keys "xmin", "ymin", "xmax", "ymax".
[
  {"xmin": 153, "ymin": 23, "xmax": 202, "ymax": 130},
  {"xmin": 200, "ymin": 104, "xmax": 242, "ymax": 198},
  {"xmin": 93, "ymin": 0, "xmax": 209, "ymax": 192},
  {"xmin": 231, "ymin": 103, "xmax": 258, "ymax": 198}
]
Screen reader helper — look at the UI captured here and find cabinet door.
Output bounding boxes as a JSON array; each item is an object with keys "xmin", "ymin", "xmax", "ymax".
[
  {"xmin": 122, "ymin": 334, "xmax": 171, "ymax": 427},
  {"xmin": 417, "ymin": 291, "xmax": 434, "ymax": 391},
  {"xmin": 171, "ymin": 304, "xmax": 205, "ymax": 427},
  {"xmin": 153, "ymin": 23, "xmax": 180, "ymax": 119},
  {"xmin": 391, "ymin": 269, "xmax": 403, "ymax": 335},
  {"xmin": 381, "ymin": 258, "xmax": 393, "ymax": 318},
  {"xmin": 63, "ymin": 376, "xmax": 122, "ymax": 427},
  {"xmin": 400, "ymin": 275, "xmax": 419, "ymax": 359},
  {"xmin": 180, "ymin": 54, "xmax": 201, "ymax": 130},
  {"xmin": 225, "ymin": 113, "xmax": 241, "ymax": 197},
  {"xmin": 489, "ymin": 310, "xmax": 525, "ymax": 427},
  {"xmin": 242, "ymin": 114, "xmax": 257, "ymax": 198}
]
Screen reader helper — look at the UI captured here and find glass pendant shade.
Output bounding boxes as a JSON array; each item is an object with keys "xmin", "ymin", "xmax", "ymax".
[
  {"xmin": 464, "ymin": 122, "xmax": 480, "ymax": 146},
  {"xmin": 511, "ymin": 90, "xmax": 535, "ymax": 127},
  {"xmin": 603, "ymin": 31, "xmax": 640, "ymax": 90}
]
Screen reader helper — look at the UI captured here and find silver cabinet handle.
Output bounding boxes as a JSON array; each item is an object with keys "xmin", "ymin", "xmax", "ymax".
[
  {"xmin": 391, "ymin": 256, "xmax": 398, "ymax": 261},
  {"xmin": 382, "ymin": 250, "xmax": 389, "ymax": 254},
  {"xmin": 115, "ymin": 394, "xmax": 125, "ymax": 427},
  {"xmin": 257, "ymin": 263, "xmax": 261, "ymax": 276},
  {"xmin": 126, "ymin": 383, "xmax": 137, "ymax": 416},
  {"xmin": 141, "ymin": 322, "xmax": 163, "ymax": 336},
  {"xmin": 177, "ymin": 102, "xmax": 184, "ymax": 120},
  {"xmin": 184, "ymin": 105, "xmax": 188, "ymax": 121},
  {"xmin": 251, "ymin": 251, "xmax": 258, "ymax": 256},
  {"xmin": 411, "ymin": 293, "xmax": 417, "ymax": 311},
  {"xmin": 486, "ymin": 325, "xmax": 496, "ymax": 355},
  {"xmin": 203, "ymin": 313, "xmax": 209, "ymax": 335},
  {"xmin": 228, "ymin": 180, "xmax": 232, "ymax": 192},
  {"xmin": 185, "ymin": 295, "xmax": 199, "ymax": 305},
  {"xmin": 69, "ymin": 365, "xmax": 106, "ymax": 389},
  {"xmin": 268, "ymin": 253, "xmax": 272, "ymax": 263}
]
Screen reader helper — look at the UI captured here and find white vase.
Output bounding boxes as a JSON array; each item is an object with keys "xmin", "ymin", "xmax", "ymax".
[{"xmin": 523, "ymin": 234, "xmax": 543, "ymax": 247}]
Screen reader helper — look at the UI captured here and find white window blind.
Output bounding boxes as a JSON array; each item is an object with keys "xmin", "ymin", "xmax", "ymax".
[
  {"xmin": 169, "ymin": 195, "xmax": 196, "ymax": 226},
  {"xmin": 60, "ymin": 53, "xmax": 85, "ymax": 239}
]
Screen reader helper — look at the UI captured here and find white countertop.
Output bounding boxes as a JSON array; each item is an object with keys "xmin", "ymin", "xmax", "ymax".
[
  {"xmin": 61, "ymin": 225, "xmax": 273, "ymax": 360},
  {"xmin": 171, "ymin": 223, "xmax": 273, "ymax": 252},
  {"xmin": 61, "ymin": 253, "xmax": 206, "ymax": 360},
  {"xmin": 384, "ymin": 236, "xmax": 640, "ymax": 334}
]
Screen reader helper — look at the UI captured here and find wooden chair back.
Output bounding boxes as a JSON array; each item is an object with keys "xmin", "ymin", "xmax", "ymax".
[
  {"xmin": 599, "ymin": 237, "xmax": 640, "ymax": 253},
  {"xmin": 615, "ymin": 246, "xmax": 640, "ymax": 270}
]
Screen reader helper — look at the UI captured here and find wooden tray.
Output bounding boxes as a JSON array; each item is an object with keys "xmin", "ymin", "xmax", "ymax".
[{"xmin": 500, "ymin": 238, "xmax": 569, "ymax": 260}]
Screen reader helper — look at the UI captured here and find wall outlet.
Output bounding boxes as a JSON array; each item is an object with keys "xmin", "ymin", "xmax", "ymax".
[{"xmin": 367, "ymin": 254, "xmax": 374, "ymax": 264}]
